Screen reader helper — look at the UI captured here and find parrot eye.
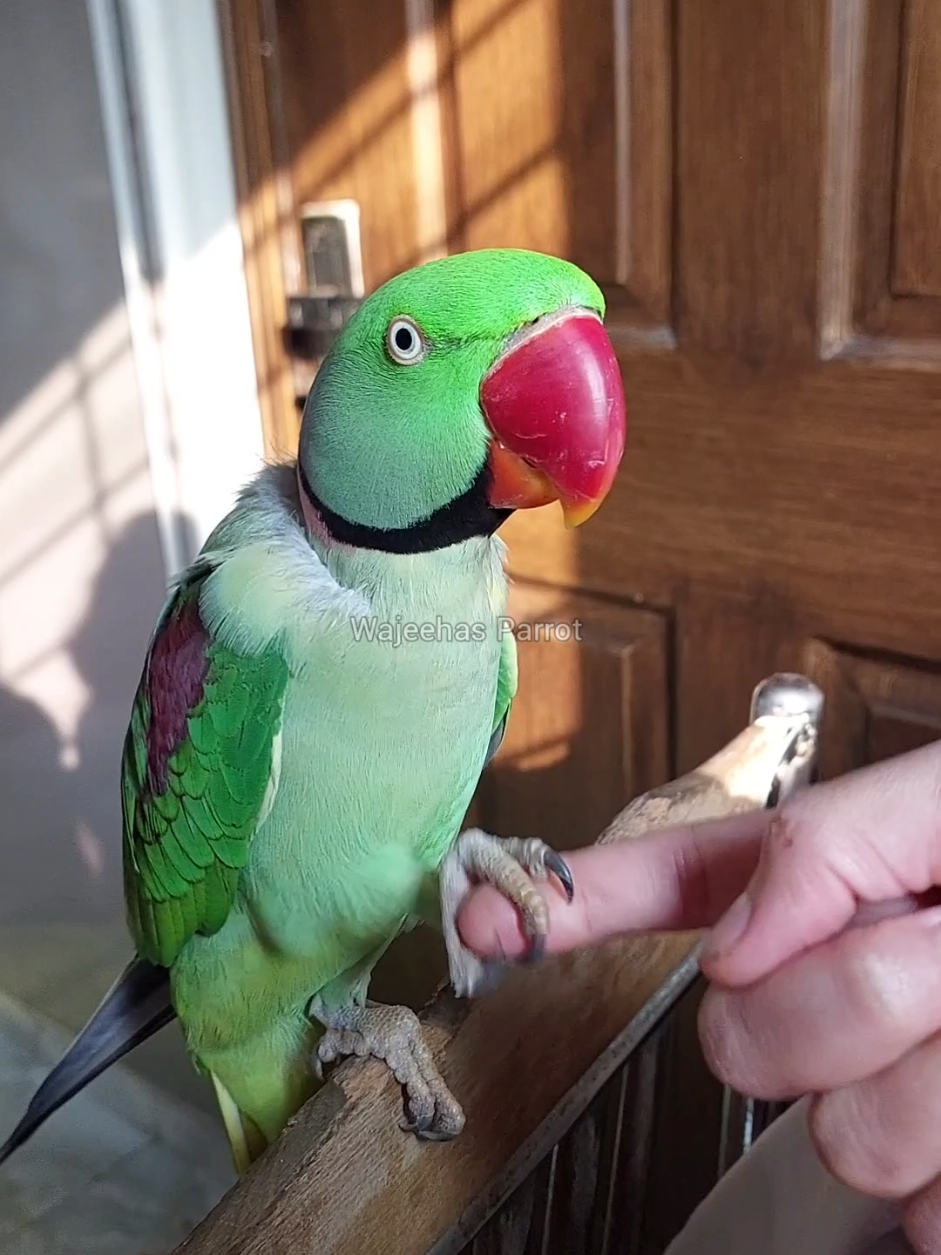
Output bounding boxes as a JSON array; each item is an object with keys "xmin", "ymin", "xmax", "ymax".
[{"xmin": 386, "ymin": 316, "xmax": 426, "ymax": 365}]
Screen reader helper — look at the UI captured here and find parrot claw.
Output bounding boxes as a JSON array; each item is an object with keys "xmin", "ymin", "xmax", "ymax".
[
  {"xmin": 310, "ymin": 999, "xmax": 465, "ymax": 1141},
  {"xmin": 543, "ymin": 848, "xmax": 575, "ymax": 902},
  {"xmin": 439, "ymin": 827, "xmax": 574, "ymax": 997}
]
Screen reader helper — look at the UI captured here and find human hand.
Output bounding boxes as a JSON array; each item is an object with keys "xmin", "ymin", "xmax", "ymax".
[{"xmin": 457, "ymin": 741, "xmax": 941, "ymax": 1253}]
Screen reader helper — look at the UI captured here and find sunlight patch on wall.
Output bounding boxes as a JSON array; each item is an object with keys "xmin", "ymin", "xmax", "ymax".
[{"xmin": 0, "ymin": 301, "xmax": 155, "ymax": 754}]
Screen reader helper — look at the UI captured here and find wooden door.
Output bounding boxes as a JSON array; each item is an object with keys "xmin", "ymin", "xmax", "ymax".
[
  {"xmin": 221, "ymin": 0, "xmax": 941, "ymax": 778},
  {"xmin": 219, "ymin": 0, "xmax": 941, "ymax": 1239}
]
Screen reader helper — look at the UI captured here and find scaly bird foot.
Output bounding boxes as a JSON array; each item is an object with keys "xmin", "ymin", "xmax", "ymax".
[
  {"xmin": 440, "ymin": 827, "xmax": 574, "ymax": 999},
  {"xmin": 310, "ymin": 999, "xmax": 465, "ymax": 1141}
]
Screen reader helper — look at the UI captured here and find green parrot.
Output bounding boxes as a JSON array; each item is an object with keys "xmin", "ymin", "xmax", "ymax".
[{"xmin": 0, "ymin": 248, "xmax": 626, "ymax": 1172}]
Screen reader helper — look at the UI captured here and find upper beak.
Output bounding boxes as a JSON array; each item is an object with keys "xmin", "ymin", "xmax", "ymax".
[{"xmin": 479, "ymin": 308, "xmax": 626, "ymax": 527}]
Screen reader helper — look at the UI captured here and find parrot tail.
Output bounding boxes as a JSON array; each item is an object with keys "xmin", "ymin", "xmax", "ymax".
[{"xmin": 0, "ymin": 956, "xmax": 175, "ymax": 1167}]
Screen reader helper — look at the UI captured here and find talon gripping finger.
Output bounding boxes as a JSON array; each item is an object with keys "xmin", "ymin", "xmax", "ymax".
[{"xmin": 544, "ymin": 849, "xmax": 575, "ymax": 902}]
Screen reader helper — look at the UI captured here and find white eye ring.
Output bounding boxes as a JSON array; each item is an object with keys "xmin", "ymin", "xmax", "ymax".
[{"xmin": 386, "ymin": 316, "xmax": 426, "ymax": 365}]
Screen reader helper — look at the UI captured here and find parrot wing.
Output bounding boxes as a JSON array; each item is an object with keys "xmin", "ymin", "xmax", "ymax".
[
  {"xmin": 122, "ymin": 563, "xmax": 289, "ymax": 968},
  {"xmin": 484, "ymin": 625, "xmax": 518, "ymax": 768}
]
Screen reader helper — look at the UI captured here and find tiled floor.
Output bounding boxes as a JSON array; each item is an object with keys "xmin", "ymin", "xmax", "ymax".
[
  {"xmin": 0, "ymin": 989, "xmax": 235, "ymax": 1254},
  {"xmin": 0, "ymin": 922, "xmax": 218, "ymax": 1118}
]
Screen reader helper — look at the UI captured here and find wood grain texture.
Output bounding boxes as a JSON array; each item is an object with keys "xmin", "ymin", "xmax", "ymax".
[
  {"xmin": 172, "ymin": 713, "xmax": 801, "ymax": 1255},
  {"xmin": 617, "ymin": 0, "xmax": 674, "ymax": 328},
  {"xmin": 174, "ymin": 946, "xmax": 698, "ymax": 1255},
  {"xmin": 818, "ymin": 0, "xmax": 867, "ymax": 356},
  {"xmin": 445, "ymin": 0, "xmax": 570, "ymax": 258},
  {"xmin": 233, "ymin": 0, "xmax": 678, "ymax": 432},
  {"xmin": 281, "ymin": 0, "xmax": 424, "ymax": 290},
  {"xmin": 501, "ymin": 356, "xmax": 941, "ymax": 678},
  {"xmin": 829, "ymin": 0, "xmax": 941, "ymax": 348},
  {"xmin": 804, "ymin": 639, "xmax": 941, "ymax": 780},
  {"xmin": 440, "ymin": 0, "xmax": 673, "ymax": 334},
  {"xmin": 674, "ymin": 0, "xmax": 825, "ymax": 362},
  {"xmin": 892, "ymin": 0, "xmax": 941, "ymax": 298},
  {"xmin": 475, "ymin": 585, "xmax": 669, "ymax": 850},
  {"xmin": 850, "ymin": 0, "xmax": 903, "ymax": 336},
  {"xmin": 217, "ymin": 0, "xmax": 301, "ymax": 460},
  {"xmin": 468, "ymin": 1026, "xmax": 666, "ymax": 1255},
  {"xmin": 639, "ymin": 982, "xmax": 720, "ymax": 1252}
]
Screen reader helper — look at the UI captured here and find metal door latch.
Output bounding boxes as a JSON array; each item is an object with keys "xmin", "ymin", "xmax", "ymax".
[{"xmin": 286, "ymin": 200, "xmax": 364, "ymax": 359}]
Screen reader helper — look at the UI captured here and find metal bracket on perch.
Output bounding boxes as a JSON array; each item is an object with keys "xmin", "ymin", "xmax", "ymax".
[{"xmin": 716, "ymin": 672, "xmax": 825, "ymax": 1177}]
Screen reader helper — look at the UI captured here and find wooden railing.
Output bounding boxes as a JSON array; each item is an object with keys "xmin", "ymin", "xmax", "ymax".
[{"xmin": 174, "ymin": 674, "xmax": 823, "ymax": 1255}]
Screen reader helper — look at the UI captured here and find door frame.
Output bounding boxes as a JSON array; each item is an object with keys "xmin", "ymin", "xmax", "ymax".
[{"xmin": 86, "ymin": 0, "xmax": 265, "ymax": 576}]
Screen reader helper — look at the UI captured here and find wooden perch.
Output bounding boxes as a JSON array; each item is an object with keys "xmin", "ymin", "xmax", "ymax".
[{"xmin": 175, "ymin": 674, "xmax": 822, "ymax": 1255}]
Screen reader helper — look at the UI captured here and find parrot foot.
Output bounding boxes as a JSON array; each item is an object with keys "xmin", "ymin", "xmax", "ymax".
[
  {"xmin": 310, "ymin": 999, "xmax": 465, "ymax": 1141},
  {"xmin": 439, "ymin": 827, "xmax": 574, "ymax": 998}
]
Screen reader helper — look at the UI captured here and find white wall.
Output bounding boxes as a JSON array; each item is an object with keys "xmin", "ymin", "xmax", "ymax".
[{"xmin": 0, "ymin": 0, "xmax": 167, "ymax": 934}]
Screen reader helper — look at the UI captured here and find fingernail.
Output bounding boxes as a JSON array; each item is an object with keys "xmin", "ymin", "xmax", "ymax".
[{"xmin": 702, "ymin": 891, "xmax": 752, "ymax": 963}]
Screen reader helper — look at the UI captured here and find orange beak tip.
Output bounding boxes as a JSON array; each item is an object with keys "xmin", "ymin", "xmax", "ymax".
[{"xmin": 560, "ymin": 496, "xmax": 605, "ymax": 528}]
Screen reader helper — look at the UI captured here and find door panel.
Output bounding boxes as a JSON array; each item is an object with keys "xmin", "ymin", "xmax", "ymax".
[
  {"xmin": 805, "ymin": 640, "xmax": 941, "ymax": 778},
  {"xmin": 890, "ymin": 0, "xmax": 941, "ymax": 300},
  {"xmin": 471, "ymin": 586, "xmax": 669, "ymax": 850},
  {"xmin": 852, "ymin": 0, "xmax": 941, "ymax": 340}
]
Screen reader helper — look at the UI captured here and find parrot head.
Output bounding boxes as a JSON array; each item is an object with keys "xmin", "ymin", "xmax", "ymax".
[{"xmin": 297, "ymin": 248, "xmax": 626, "ymax": 552}]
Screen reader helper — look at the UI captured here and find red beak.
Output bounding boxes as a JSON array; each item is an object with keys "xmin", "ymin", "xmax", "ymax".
[{"xmin": 479, "ymin": 308, "xmax": 626, "ymax": 527}]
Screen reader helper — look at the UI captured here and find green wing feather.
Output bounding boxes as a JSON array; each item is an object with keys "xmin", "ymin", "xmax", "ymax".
[
  {"xmin": 486, "ymin": 627, "xmax": 518, "ymax": 766},
  {"xmin": 121, "ymin": 571, "xmax": 288, "ymax": 968}
]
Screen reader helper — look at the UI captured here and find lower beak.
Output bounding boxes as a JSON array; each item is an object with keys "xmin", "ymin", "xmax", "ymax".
[{"xmin": 480, "ymin": 308, "xmax": 626, "ymax": 527}]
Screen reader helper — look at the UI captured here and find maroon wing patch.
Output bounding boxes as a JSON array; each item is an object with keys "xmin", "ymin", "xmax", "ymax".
[{"xmin": 145, "ymin": 591, "xmax": 210, "ymax": 794}]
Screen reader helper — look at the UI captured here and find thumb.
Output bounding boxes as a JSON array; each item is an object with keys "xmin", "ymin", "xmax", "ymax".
[{"xmin": 700, "ymin": 740, "xmax": 941, "ymax": 987}]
